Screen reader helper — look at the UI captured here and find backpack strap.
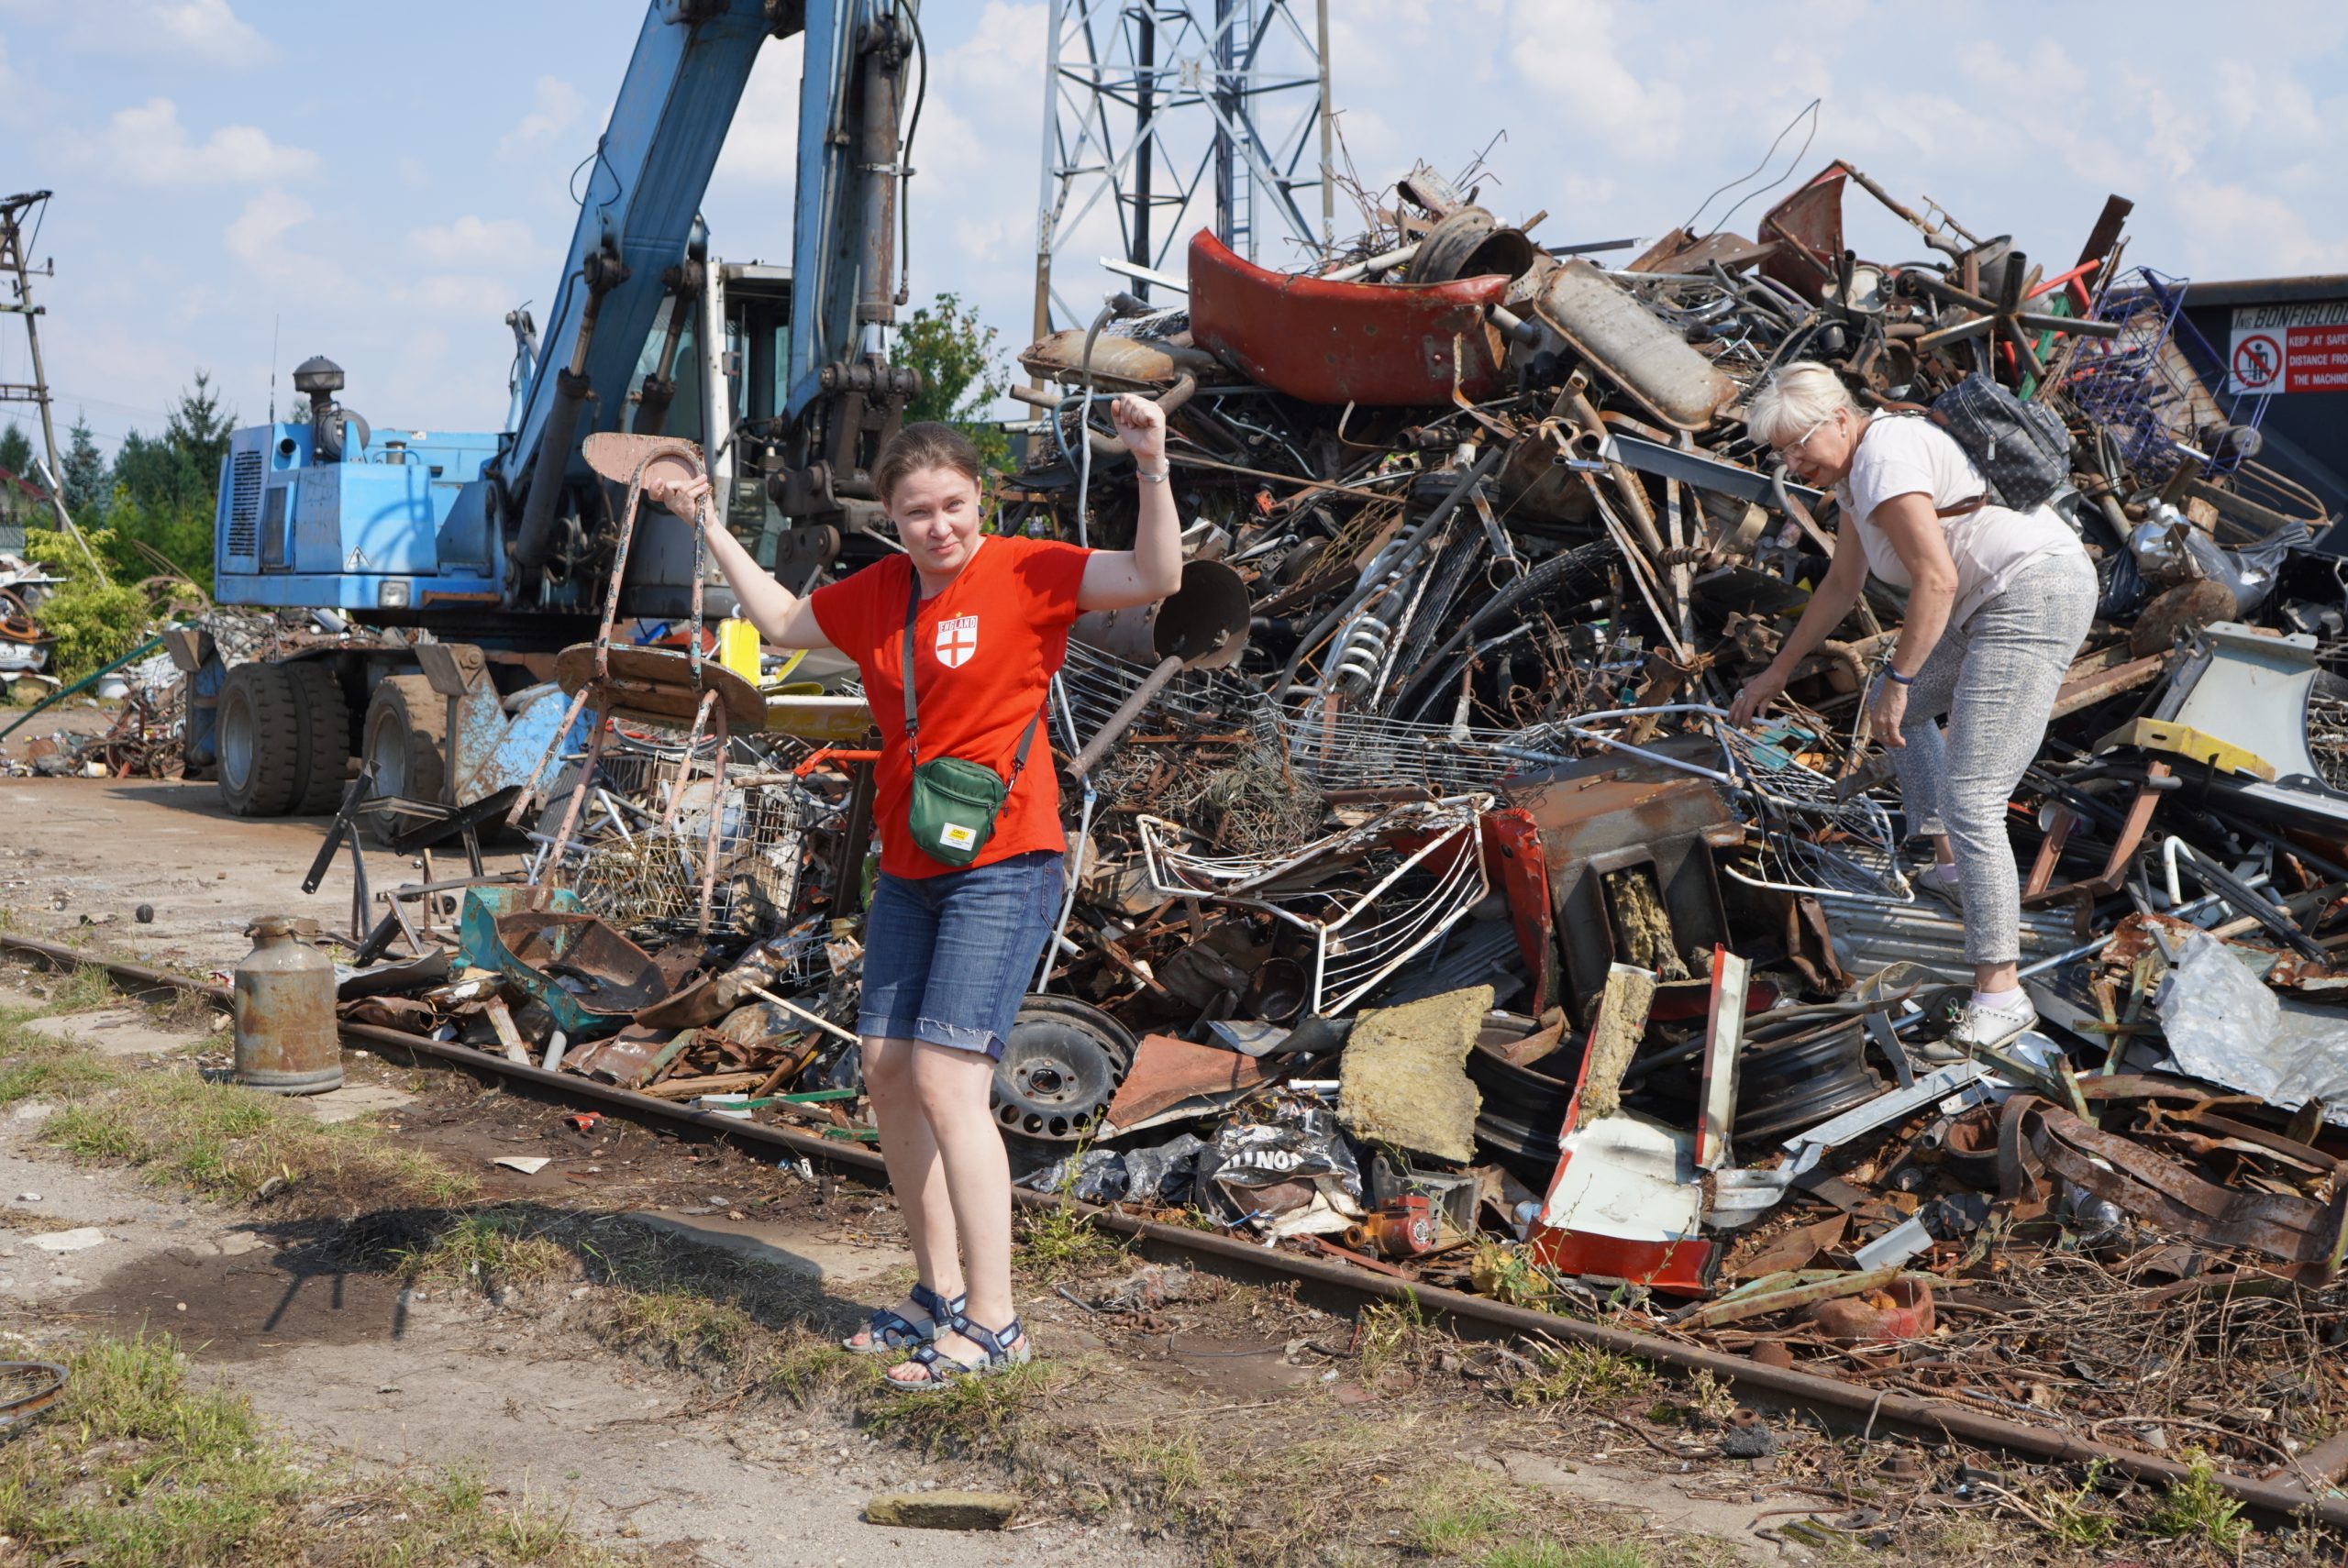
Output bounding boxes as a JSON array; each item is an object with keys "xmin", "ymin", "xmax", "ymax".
[
  {"xmin": 1852, "ymin": 407, "xmax": 1988, "ymax": 520},
  {"xmin": 901, "ymin": 570, "xmax": 1050, "ymax": 784}
]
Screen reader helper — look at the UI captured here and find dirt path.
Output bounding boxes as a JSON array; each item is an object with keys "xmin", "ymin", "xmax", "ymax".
[
  {"xmin": 0, "ymin": 1061, "xmax": 1181, "ymax": 1567},
  {"xmin": 0, "ymin": 773, "xmax": 527, "ymax": 967}
]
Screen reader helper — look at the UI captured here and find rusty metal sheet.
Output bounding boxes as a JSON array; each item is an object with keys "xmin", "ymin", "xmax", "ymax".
[
  {"xmin": 1101, "ymin": 1033, "xmax": 1278, "ymax": 1136},
  {"xmin": 1625, "ymin": 228, "xmax": 1778, "ymax": 276},
  {"xmin": 2020, "ymin": 1098, "xmax": 2347, "ymax": 1275},
  {"xmin": 487, "ymin": 910, "xmax": 670, "ymax": 1041},
  {"xmin": 1480, "ymin": 809, "xmax": 1556, "ymax": 1017},
  {"xmin": 1503, "ymin": 758, "xmax": 1738, "ymax": 1011},
  {"xmin": 1187, "ymin": 228, "xmax": 1509, "ymax": 406},
  {"xmin": 1759, "ymin": 163, "xmax": 1848, "ymax": 302}
]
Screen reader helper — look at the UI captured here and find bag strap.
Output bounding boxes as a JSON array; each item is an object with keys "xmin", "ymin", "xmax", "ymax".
[
  {"xmin": 902, "ymin": 574, "xmax": 923, "ymax": 763},
  {"xmin": 902, "ymin": 570, "xmax": 1049, "ymax": 783},
  {"xmin": 1852, "ymin": 408, "xmax": 1988, "ymax": 520}
]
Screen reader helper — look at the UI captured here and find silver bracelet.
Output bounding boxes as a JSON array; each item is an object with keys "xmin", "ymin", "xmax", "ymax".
[{"xmin": 1136, "ymin": 465, "xmax": 1169, "ymax": 485}]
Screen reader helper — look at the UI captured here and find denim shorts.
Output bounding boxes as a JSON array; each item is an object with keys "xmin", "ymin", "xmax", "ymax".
[{"xmin": 858, "ymin": 849, "xmax": 1065, "ymax": 1059}]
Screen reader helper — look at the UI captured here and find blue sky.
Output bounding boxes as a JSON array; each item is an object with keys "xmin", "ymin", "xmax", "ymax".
[{"xmin": 3, "ymin": 0, "xmax": 2344, "ymax": 466}]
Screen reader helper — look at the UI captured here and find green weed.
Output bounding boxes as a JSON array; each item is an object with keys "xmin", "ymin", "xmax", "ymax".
[
  {"xmin": 1507, "ymin": 1341, "xmax": 1658, "ymax": 1409},
  {"xmin": 393, "ymin": 1209, "xmax": 571, "ymax": 1293},
  {"xmin": 1483, "ymin": 1543, "xmax": 1649, "ymax": 1568},
  {"xmin": 1015, "ymin": 1198, "xmax": 1125, "ymax": 1277},
  {"xmin": 859, "ymin": 1356, "xmax": 1060, "ymax": 1459},
  {"xmin": 2037, "ymin": 1459, "xmax": 2116, "ymax": 1549},
  {"xmin": 0, "ymin": 1331, "xmax": 638, "ymax": 1567},
  {"xmin": 1404, "ymin": 1481, "xmax": 1514, "ymax": 1555},
  {"xmin": 1357, "ymin": 1292, "xmax": 1432, "ymax": 1383},
  {"xmin": 2143, "ymin": 1449, "xmax": 2249, "ymax": 1552}
]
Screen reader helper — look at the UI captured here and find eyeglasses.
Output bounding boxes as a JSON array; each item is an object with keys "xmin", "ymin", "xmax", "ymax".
[{"xmin": 1773, "ymin": 413, "xmax": 1833, "ymax": 459}]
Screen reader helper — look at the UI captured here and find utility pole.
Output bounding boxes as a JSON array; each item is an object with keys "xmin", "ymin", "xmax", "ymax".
[
  {"xmin": 1033, "ymin": 1, "xmax": 1333, "ymax": 339},
  {"xmin": 0, "ymin": 191, "xmax": 60, "ymax": 480}
]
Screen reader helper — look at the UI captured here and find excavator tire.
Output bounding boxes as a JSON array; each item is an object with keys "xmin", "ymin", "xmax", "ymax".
[
  {"xmin": 216, "ymin": 663, "xmax": 305, "ymax": 818},
  {"xmin": 360, "ymin": 675, "xmax": 450, "ymax": 849},
  {"xmin": 284, "ymin": 660, "xmax": 353, "ymax": 817}
]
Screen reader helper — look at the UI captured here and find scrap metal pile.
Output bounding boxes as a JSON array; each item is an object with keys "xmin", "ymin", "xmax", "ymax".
[
  {"xmin": 327, "ymin": 159, "xmax": 2348, "ymax": 1486},
  {"xmin": 0, "ymin": 606, "xmax": 350, "ymax": 781}
]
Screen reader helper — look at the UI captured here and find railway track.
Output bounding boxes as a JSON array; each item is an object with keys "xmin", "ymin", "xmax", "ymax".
[{"xmin": 7, "ymin": 927, "xmax": 2342, "ymax": 1532}]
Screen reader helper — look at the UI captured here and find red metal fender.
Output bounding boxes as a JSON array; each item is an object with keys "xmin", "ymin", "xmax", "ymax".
[{"xmin": 1187, "ymin": 228, "xmax": 1511, "ymax": 406}]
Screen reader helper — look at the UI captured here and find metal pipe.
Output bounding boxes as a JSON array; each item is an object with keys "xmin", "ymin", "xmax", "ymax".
[
  {"xmin": 13, "ymin": 929, "xmax": 2346, "ymax": 1529},
  {"xmin": 1565, "ymin": 386, "xmax": 1666, "ymax": 558},
  {"xmin": 0, "ymin": 635, "xmax": 164, "ymax": 742},
  {"xmin": 1069, "ymin": 654, "xmax": 1183, "ymax": 776},
  {"xmin": 744, "ymin": 983, "xmax": 862, "ymax": 1046},
  {"xmin": 1318, "ymin": 240, "xmax": 1421, "ymax": 284}
]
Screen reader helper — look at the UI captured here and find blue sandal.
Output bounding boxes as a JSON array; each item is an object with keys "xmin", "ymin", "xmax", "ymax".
[
  {"xmin": 843, "ymin": 1281, "xmax": 965, "ymax": 1356},
  {"xmin": 887, "ymin": 1316, "xmax": 1033, "ymax": 1392}
]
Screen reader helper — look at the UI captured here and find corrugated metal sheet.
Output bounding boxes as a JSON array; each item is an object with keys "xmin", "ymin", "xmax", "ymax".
[{"xmin": 1823, "ymin": 897, "xmax": 2081, "ymax": 983}]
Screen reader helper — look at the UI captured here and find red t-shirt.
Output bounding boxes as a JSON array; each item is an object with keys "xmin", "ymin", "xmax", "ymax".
[{"xmin": 810, "ymin": 535, "xmax": 1091, "ymax": 878}]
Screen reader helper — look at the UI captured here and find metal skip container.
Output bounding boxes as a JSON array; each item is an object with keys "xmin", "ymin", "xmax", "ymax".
[{"xmin": 233, "ymin": 916, "xmax": 343, "ymax": 1094}]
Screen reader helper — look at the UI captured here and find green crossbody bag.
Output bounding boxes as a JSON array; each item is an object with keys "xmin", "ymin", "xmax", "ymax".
[{"xmin": 900, "ymin": 579, "xmax": 1047, "ymax": 869}]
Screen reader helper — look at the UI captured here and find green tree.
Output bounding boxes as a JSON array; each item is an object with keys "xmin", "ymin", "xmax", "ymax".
[
  {"xmin": 60, "ymin": 414, "xmax": 106, "ymax": 523},
  {"xmin": 164, "ymin": 370, "xmax": 234, "ymax": 478},
  {"xmin": 21, "ymin": 525, "xmax": 146, "ymax": 680},
  {"xmin": 94, "ymin": 372, "xmax": 231, "ymax": 594},
  {"xmin": 890, "ymin": 292, "xmax": 1010, "ymax": 470},
  {"xmin": 0, "ymin": 423, "xmax": 30, "ymax": 478}
]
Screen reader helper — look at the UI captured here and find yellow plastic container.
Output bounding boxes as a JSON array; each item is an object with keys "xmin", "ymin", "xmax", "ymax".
[{"xmin": 717, "ymin": 617, "xmax": 761, "ymax": 683}]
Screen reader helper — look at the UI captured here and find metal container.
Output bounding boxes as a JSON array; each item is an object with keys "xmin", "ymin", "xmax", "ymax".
[
  {"xmin": 232, "ymin": 916, "xmax": 342, "ymax": 1095},
  {"xmin": 1531, "ymin": 259, "xmax": 1735, "ymax": 431}
]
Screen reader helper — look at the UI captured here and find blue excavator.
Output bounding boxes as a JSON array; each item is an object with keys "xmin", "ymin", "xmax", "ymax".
[{"xmin": 191, "ymin": 0, "xmax": 925, "ymax": 844}]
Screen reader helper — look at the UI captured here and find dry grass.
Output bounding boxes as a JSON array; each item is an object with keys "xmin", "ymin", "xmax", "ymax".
[
  {"xmin": 0, "ymin": 988, "xmax": 473, "ymax": 1219},
  {"xmin": 0, "ymin": 1332, "xmax": 668, "ymax": 1568}
]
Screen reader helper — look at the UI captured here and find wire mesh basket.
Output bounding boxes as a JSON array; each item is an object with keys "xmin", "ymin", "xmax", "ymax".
[
  {"xmin": 568, "ymin": 775, "xmax": 812, "ymax": 942},
  {"xmin": 1136, "ymin": 795, "xmax": 1493, "ymax": 1016},
  {"xmin": 2063, "ymin": 267, "xmax": 2265, "ymax": 485}
]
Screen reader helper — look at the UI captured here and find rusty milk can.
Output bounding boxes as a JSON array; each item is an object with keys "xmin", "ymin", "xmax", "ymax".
[{"xmin": 233, "ymin": 916, "xmax": 342, "ymax": 1094}]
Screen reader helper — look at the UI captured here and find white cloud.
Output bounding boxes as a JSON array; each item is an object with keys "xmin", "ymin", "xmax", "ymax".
[
  {"xmin": 223, "ymin": 185, "xmax": 351, "ymax": 303},
  {"xmin": 708, "ymin": 39, "xmax": 803, "ymax": 193},
  {"xmin": 1504, "ymin": 0, "xmax": 1685, "ymax": 160},
  {"xmin": 225, "ymin": 186, "xmax": 310, "ymax": 269},
  {"xmin": 134, "ymin": 0, "xmax": 269, "ymax": 64},
  {"xmin": 499, "ymin": 76, "xmax": 585, "ymax": 158},
  {"xmin": 2210, "ymin": 59, "xmax": 2329, "ymax": 145},
  {"xmin": 407, "ymin": 215, "xmax": 538, "ymax": 269},
  {"xmin": 94, "ymin": 98, "xmax": 319, "ymax": 185}
]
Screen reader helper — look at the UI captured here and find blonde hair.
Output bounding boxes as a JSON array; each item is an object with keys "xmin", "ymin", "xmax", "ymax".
[{"xmin": 1744, "ymin": 361, "xmax": 1859, "ymax": 448}]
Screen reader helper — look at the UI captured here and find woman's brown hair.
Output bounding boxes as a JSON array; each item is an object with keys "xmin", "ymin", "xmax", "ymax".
[{"xmin": 872, "ymin": 421, "xmax": 982, "ymax": 506}]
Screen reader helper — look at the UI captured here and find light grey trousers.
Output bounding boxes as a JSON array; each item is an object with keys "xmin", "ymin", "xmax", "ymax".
[{"xmin": 1888, "ymin": 550, "xmax": 2099, "ymax": 966}]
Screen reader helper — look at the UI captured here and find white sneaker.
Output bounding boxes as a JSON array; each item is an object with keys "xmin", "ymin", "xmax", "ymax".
[
  {"xmin": 1921, "ymin": 865, "xmax": 1964, "ymax": 910},
  {"xmin": 1947, "ymin": 992, "xmax": 2037, "ymax": 1055}
]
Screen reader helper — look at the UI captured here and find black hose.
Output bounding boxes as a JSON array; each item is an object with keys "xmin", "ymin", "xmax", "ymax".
[{"xmin": 1392, "ymin": 537, "xmax": 1619, "ymax": 720}]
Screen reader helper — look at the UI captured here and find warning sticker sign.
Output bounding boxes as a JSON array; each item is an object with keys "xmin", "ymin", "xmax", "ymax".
[{"xmin": 2229, "ymin": 302, "xmax": 2348, "ymax": 394}]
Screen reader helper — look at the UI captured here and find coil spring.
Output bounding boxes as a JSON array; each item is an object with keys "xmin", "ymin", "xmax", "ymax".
[{"xmin": 1328, "ymin": 613, "xmax": 1394, "ymax": 698}]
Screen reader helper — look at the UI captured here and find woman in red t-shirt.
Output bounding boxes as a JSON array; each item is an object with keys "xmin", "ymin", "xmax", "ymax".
[{"xmin": 651, "ymin": 399, "xmax": 1180, "ymax": 1388}]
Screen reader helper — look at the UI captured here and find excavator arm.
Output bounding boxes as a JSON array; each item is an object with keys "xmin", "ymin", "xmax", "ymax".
[{"xmin": 496, "ymin": 0, "xmax": 918, "ymax": 598}]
